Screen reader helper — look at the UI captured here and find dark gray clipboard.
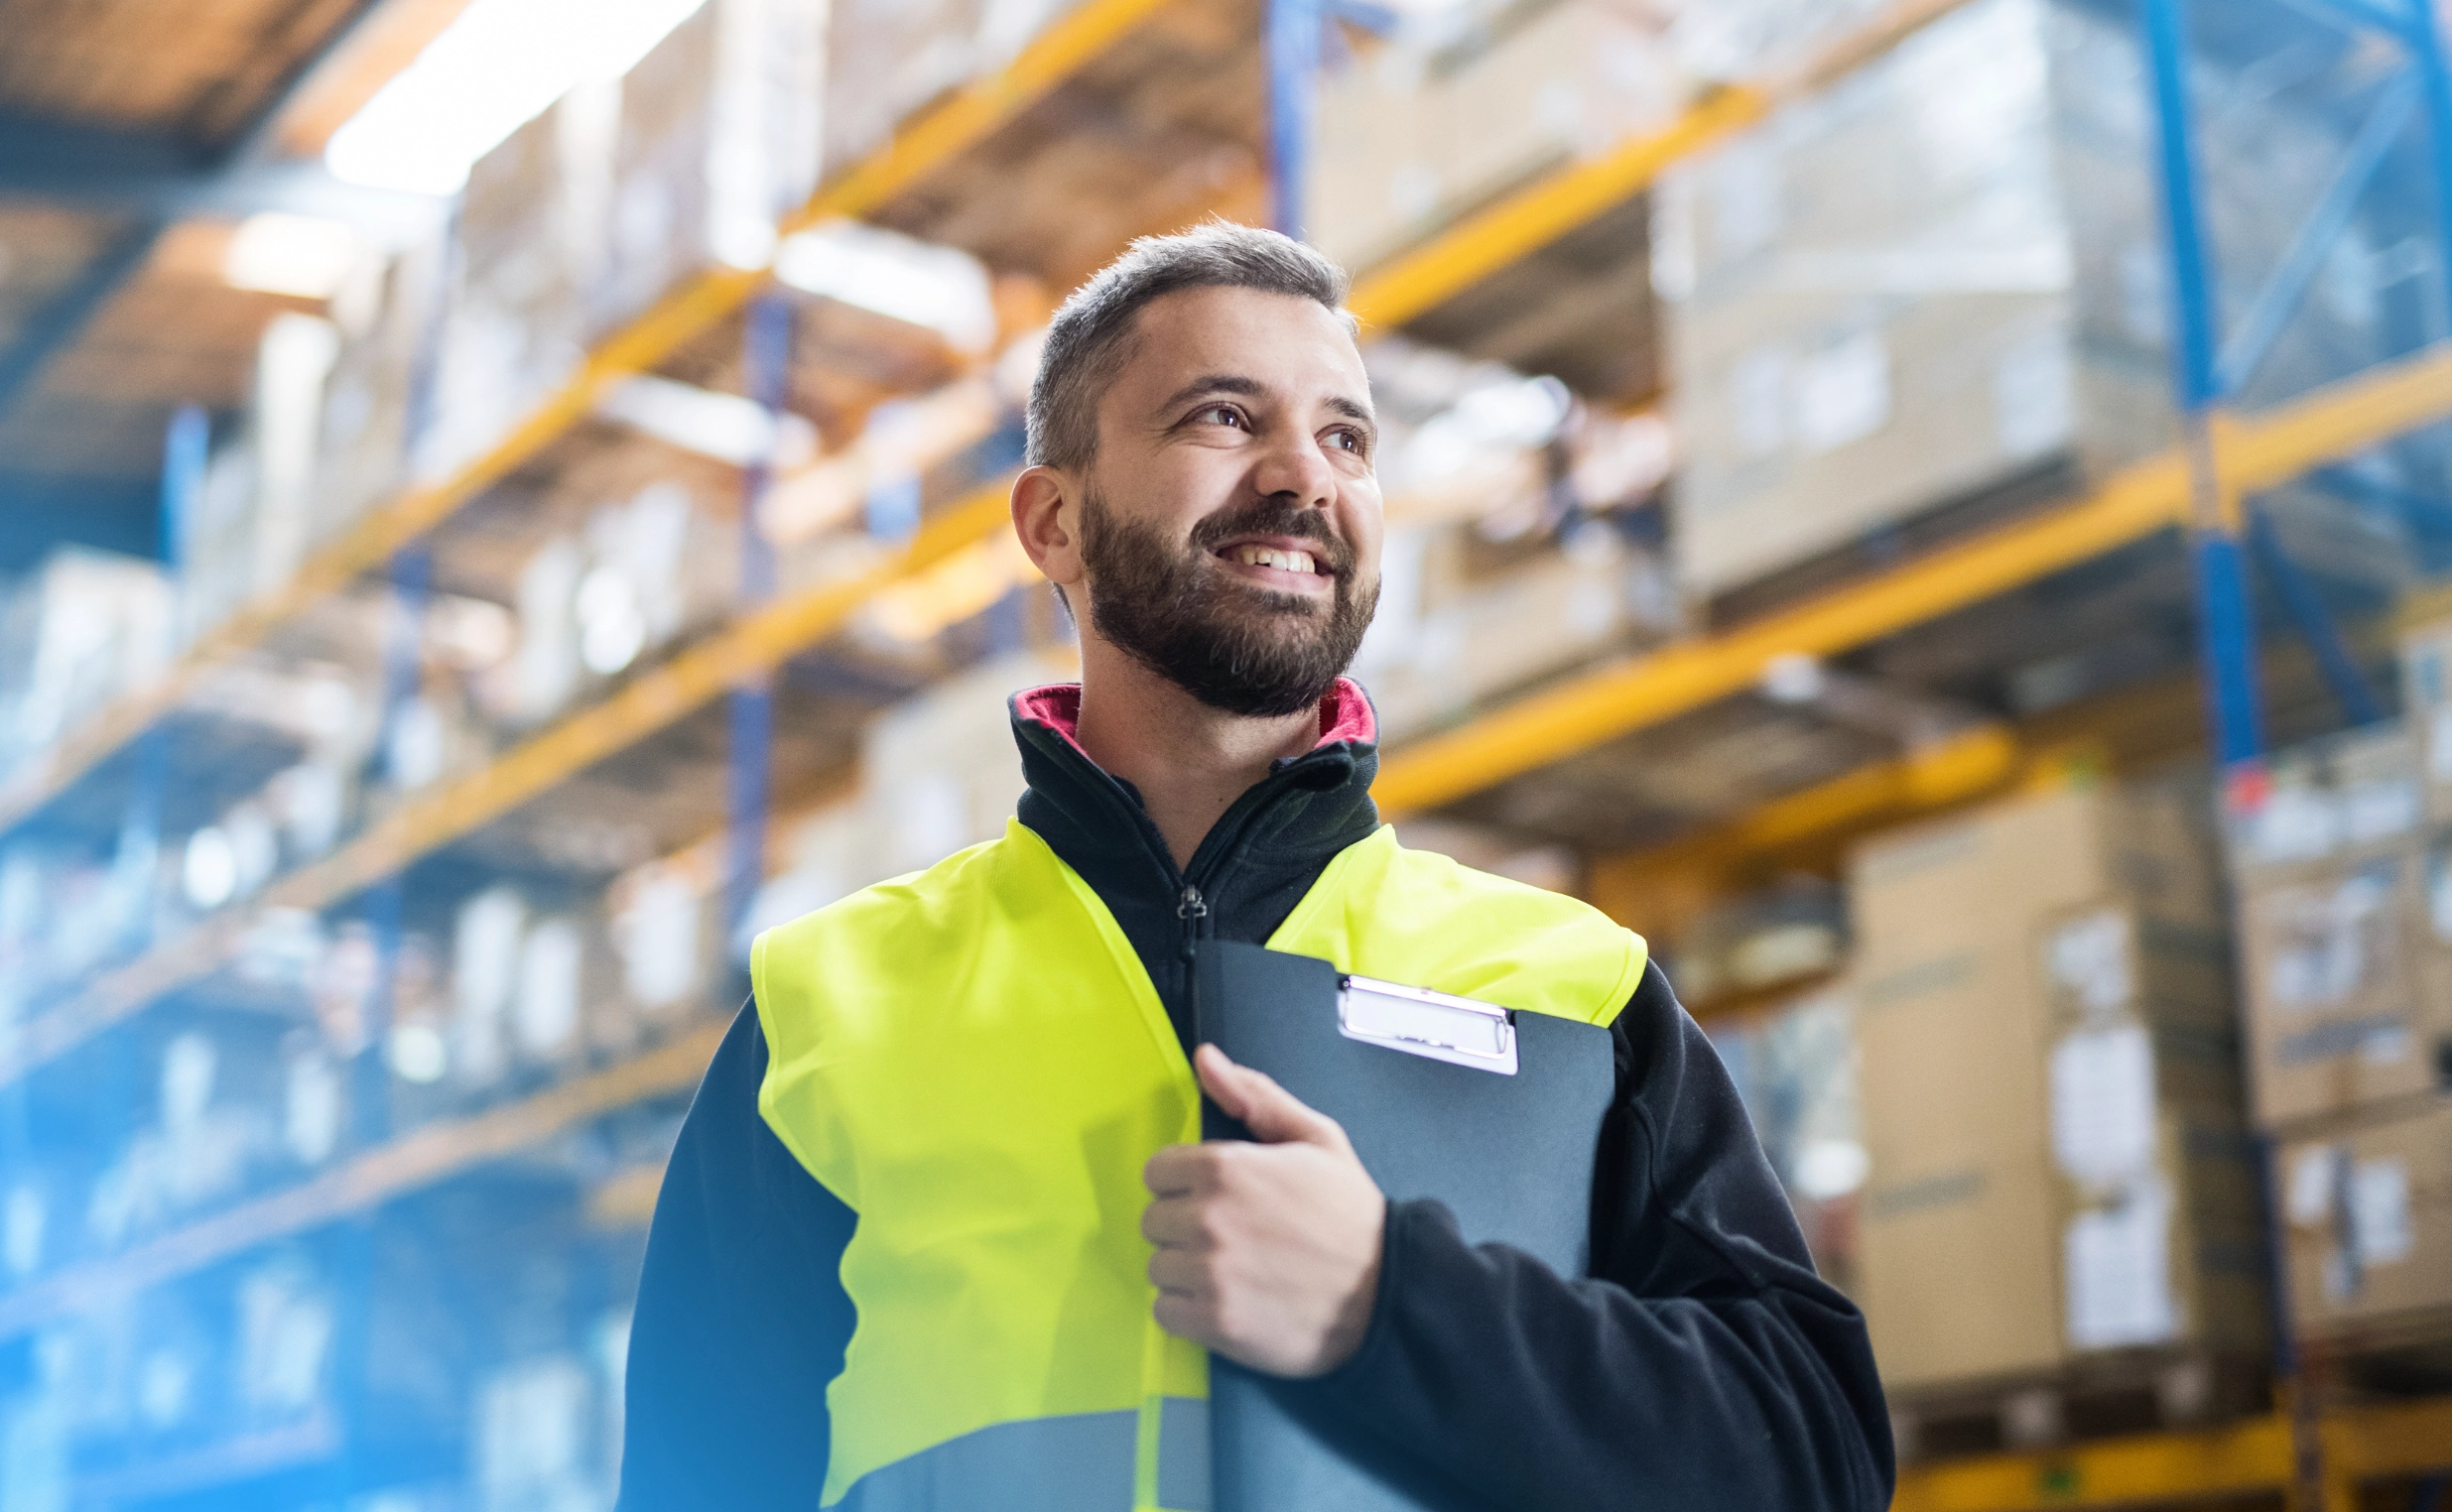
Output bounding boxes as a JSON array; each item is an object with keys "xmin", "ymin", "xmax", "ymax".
[{"xmin": 1191, "ymin": 940, "xmax": 1616, "ymax": 1512}]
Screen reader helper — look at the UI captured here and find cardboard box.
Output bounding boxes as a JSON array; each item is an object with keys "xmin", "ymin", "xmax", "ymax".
[
  {"xmin": 1849, "ymin": 778, "xmax": 2263, "ymax": 1392},
  {"xmin": 2225, "ymin": 720, "xmax": 2422, "ymax": 883},
  {"xmin": 1310, "ymin": 2, "xmax": 1681, "ymax": 274},
  {"xmin": 1357, "ymin": 525, "xmax": 1644, "ymax": 744},
  {"xmin": 604, "ymin": 0, "xmax": 826, "ymax": 330},
  {"xmin": 0, "ymin": 548, "xmax": 174, "ymax": 776},
  {"xmin": 2400, "ymin": 615, "xmax": 2452, "ymax": 823},
  {"xmin": 1711, "ymin": 986, "xmax": 1867, "ymax": 1297},
  {"xmin": 2238, "ymin": 849, "xmax": 2445, "ymax": 1127},
  {"xmin": 1663, "ymin": 0, "xmax": 2393, "ymax": 601},
  {"xmin": 823, "ymin": 0, "xmax": 1074, "ymax": 177},
  {"xmin": 2281, "ymin": 1097, "xmax": 2452, "ymax": 1336},
  {"xmin": 2227, "ymin": 723, "xmax": 2452, "ymax": 1127},
  {"xmin": 314, "ymin": 230, "xmax": 446, "ymax": 536}
]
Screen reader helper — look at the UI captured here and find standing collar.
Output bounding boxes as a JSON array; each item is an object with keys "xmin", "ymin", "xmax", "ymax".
[
  {"xmin": 1006, "ymin": 677, "xmax": 1383, "ymax": 893},
  {"xmin": 1010, "ymin": 678, "xmax": 1378, "ymax": 761}
]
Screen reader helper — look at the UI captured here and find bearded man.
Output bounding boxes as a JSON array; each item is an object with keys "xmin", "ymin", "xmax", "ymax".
[{"xmin": 620, "ymin": 223, "xmax": 1892, "ymax": 1511}]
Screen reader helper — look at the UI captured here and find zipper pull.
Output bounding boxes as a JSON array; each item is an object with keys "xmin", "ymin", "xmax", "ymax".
[{"xmin": 1176, "ymin": 883, "xmax": 1209, "ymax": 961}]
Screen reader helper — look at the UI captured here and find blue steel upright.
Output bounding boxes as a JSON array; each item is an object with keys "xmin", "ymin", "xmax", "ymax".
[
  {"xmin": 2140, "ymin": 4, "xmax": 2452, "ymax": 1508},
  {"xmin": 2141, "ymin": 0, "xmax": 2265, "ymax": 768},
  {"xmin": 1267, "ymin": 0, "xmax": 1322, "ymax": 238}
]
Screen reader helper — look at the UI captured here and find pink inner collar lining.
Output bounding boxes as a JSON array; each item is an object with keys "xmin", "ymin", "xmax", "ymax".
[{"xmin": 1013, "ymin": 678, "xmax": 1376, "ymax": 756}]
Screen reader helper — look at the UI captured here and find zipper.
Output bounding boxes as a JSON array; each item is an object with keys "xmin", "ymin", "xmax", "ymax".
[{"xmin": 1175, "ymin": 883, "xmax": 1210, "ymax": 963}]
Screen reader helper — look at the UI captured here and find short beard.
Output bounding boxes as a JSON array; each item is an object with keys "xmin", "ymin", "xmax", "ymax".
[{"xmin": 1078, "ymin": 484, "xmax": 1378, "ymax": 719}]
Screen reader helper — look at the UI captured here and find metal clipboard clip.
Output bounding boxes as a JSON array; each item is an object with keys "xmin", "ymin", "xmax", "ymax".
[{"xmin": 1336, "ymin": 975, "xmax": 1519, "ymax": 1075}]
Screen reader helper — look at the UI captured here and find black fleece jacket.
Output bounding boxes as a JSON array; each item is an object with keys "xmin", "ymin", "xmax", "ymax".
[{"xmin": 620, "ymin": 685, "xmax": 1893, "ymax": 1509}]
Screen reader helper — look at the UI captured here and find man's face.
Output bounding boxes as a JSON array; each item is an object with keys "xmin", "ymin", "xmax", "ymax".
[{"xmin": 1072, "ymin": 285, "xmax": 1384, "ymax": 718}]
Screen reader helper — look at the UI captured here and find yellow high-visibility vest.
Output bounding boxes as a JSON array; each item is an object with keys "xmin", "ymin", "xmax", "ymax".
[{"xmin": 752, "ymin": 821, "xmax": 1646, "ymax": 1511}]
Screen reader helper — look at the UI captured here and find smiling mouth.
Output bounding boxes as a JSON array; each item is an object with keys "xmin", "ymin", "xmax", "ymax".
[{"xmin": 1215, "ymin": 542, "xmax": 1332, "ymax": 577}]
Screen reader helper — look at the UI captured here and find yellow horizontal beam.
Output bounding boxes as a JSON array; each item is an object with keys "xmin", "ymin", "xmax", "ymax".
[
  {"xmin": 1346, "ymin": 84, "xmax": 1767, "ymax": 332},
  {"xmin": 2323, "ymin": 1394, "xmax": 2452, "ymax": 1481},
  {"xmin": 0, "ymin": 481, "xmax": 1015, "ymax": 1089},
  {"xmin": 1891, "ymin": 1396, "xmax": 2452, "ymax": 1512},
  {"xmin": 1893, "ymin": 1415, "xmax": 2294, "ymax": 1512},
  {"xmin": 0, "ymin": 1021, "xmax": 726, "ymax": 1340},
  {"xmin": 1654, "ymin": 723, "xmax": 2023, "ymax": 876},
  {"xmin": 1345, "ymin": 0, "xmax": 1979, "ymax": 331},
  {"xmin": 1372, "ymin": 341, "xmax": 2452, "ymax": 817},
  {"xmin": 0, "ymin": 0, "xmax": 1174, "ymax": 841},
  {"xmin": 589, "ymin": 1164, "xmax": 667, "ymax": 1229}
]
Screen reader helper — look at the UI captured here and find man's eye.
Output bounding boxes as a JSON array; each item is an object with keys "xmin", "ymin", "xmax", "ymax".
[
  {"xmin": 1197, "ymin": 405, "xmax": 1245, "ymax": 429},
  {"xmin": 1328, "ymin": 428, "xmax": 1366, "ymax": 453}
]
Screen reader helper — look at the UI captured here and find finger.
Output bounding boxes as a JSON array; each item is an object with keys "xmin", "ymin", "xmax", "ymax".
[
  {"xmin": 1152, "ymin": 1292, "xmax": 1217, "ymax": 1347},
  {"xmin": 1147, "ymin": 1247, "xmax": 1210, "ymax": 1295},
  {"xmin": 1197, "ymin": 1044, "xmax": 1343, "ymax": 1149},
  {"xmin": 1143, "ymin": 1143, "xmax": 1219, "ymax": 1198},
  {"xmin": 1192, "ymin": 1043, "xmax": 1255, "ymax": 1123},
  {"xmin": 1139, "ymin": 1196, "xmax": 1213, "ymax": 1249}
]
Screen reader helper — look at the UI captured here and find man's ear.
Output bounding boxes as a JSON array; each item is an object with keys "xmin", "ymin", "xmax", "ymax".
[{"xmin": 1011, "ymin": 466, "xmax": 1088, "ymax": 593}]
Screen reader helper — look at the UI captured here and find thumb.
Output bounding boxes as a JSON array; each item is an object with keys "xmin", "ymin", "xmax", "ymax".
[{"xmin": 1196, "ymin": 1044, "xmax": 1345, "ymax": 1149}]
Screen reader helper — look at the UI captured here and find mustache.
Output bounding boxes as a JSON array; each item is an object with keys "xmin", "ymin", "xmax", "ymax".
[{"xmin": 1188, "ymin": 496, "xmax": 1355, "ymax": 578}]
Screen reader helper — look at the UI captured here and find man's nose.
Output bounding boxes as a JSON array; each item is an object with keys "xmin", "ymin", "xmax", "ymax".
[{"xmin": 1249, "ymin": 430, "xmax": 1341, "ymax": 510}]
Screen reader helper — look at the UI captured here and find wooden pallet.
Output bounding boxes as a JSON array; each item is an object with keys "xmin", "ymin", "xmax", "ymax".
[{"xmin": 1890, "ymin": 1350, "xmax": 2274, "ymax": 1465}]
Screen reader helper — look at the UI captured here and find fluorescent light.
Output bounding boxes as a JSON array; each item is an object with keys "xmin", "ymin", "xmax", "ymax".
[
  {"xmin": 774, "ymin": 221, "xmax": 998, "ymax": 352},
  {"xmin": 224, "ymin": 213, "xmax": 361, "ymax": 299},
  {"xmin": 324, "ymin": 0, "xmax": 708, "ymax": 195},
  {"xmin": 597, "ymin": 374, "xmax": 818, "ymax": 468}
]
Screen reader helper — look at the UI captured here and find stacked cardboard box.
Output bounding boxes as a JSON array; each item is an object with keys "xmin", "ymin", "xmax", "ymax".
[
  {"xmin": 1711, "ymin": 986, "xmax": 1867, "ymax": 1297},
  {"xmin": 312, "ymin": 232, "xmax": 447, "ymax": 540},
  {"xmin": 823, "ymin": 0, "xmax": 1078, "ymax": 175},
  {"xmin": 603, "ymin": 0, "xmax": 826, "ymax": 325},
  {"xmin": 1356, "ymin": 520, "xmax": 1661, "ymax": 744},
  {"xmin": 2232, "ymin": 643, "xmax": 2452, "ymax": 1336},
  {"xmin": 1663, "ymin": 0, "xmax": 2395, "ymax": 604},
  {"xmin": 2278, "ymin": 1097, "xmax": 2452, "ymax": 1338},
  {"xmin": 1309, "ymin": 1, "xmax": 1682, "ymax": 275},
  {"xmin": 2227, "ymin": 721, "xmax": 2448, "ymax": 1126},
  {"xmin": 423, "ymin": 0, "xmax": 825, "ymax": 480},
  {"xmin": 1848, "ymin": 777, "xmax": 2264, "ymax": 1392},
  {"xmin": 0, "ymin": 549, "xmax": 175, "ymax": 779}
]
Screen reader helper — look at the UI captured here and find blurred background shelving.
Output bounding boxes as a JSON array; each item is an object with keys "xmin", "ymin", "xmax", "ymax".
[{"xmin": 3, "ymin": 0, "xmax": 2452, "ymax": 1507}]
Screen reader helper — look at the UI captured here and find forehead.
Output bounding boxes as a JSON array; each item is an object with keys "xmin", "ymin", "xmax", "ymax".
[{"xmin": 1107, "ymin": 285, "xmax": 1368, "ymax": 407}]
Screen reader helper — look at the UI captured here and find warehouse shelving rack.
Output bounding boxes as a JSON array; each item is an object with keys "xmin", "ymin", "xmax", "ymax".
[
  {"xmin": 0, "ymin": 0, "xmax": 2000, "ymax": 1103},
  {"xmin": 4, "ymin": 0, "xmax": 2452, "ymax": 1506}
]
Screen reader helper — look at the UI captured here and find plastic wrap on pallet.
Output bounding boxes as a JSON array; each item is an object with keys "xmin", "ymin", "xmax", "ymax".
[
  {"xmin": 1310, "ymin": 0, "xmax": 1683, "ymax": 273},
  {"xmin": 824, "ymin": 0, "xmax": 1085, "ymax": 174},
  {"xmin": 1663, "ymin": 0, "xmax": 2165, "ymax": 600},
  {"xmin": 1662, "ymin": 0, "xmax": 2400, "ymax": 604},
  {"xmin": 603, "ymin": 0, "xmax": 827, "ymax": 324},
  {"xmin": 0, "ymin": 550, "xmax": 175, "ymax": 780},
  {"xmin": 315, "ymin": 228, "xmax": 448, "ymax": 538},
  {"xmin": 1708, "ymin": 985, "xmax": 1867, "ymax": 1295}
]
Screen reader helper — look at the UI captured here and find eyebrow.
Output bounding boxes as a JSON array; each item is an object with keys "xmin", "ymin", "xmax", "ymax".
[{"xmin": 1157, "ymin": 373, "xmax": 1378, "ymax": 431}]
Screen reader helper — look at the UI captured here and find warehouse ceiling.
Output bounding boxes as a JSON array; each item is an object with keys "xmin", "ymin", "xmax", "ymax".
[
  {"xmin": 0, "ymin": 0, "xmax": 443, "ymax": 570},
  {"xmin": 0, "ymin": 0, "xmax": 378, "ymax": 146}
]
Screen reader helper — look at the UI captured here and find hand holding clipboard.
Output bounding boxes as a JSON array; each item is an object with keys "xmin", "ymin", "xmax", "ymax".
[{"xmin": 1175, "ymin": 942, "xmax": 1619, "ymax": 1512}]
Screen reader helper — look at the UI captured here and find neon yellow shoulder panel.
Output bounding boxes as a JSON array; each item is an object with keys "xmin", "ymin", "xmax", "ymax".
[{"xmin": 1268, "ymin": 826, "xmax": 1645, "ymax": 1028}]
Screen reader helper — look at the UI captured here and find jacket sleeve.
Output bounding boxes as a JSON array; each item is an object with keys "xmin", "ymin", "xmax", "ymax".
[
  {"xmin": 620, "ymin": 1001, "xmax": 855, "ymax": 1510},
  {"xmin": 1286, "ymin": 959, "xmax": 1894, "ymax": 1510}
]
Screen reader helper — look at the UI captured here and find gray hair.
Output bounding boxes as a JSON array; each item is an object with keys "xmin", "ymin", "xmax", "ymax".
[{"xmin": 1024, "ymin": 222, "xmax": 1356, "ymax": 471}]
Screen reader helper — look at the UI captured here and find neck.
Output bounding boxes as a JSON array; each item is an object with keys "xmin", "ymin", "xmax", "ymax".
[{"xmin": 1073, "ymin": 634, "xmax": 1323, "ymax": 872}]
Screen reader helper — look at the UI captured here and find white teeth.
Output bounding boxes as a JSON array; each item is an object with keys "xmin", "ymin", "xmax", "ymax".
[{"xmin": 1230, "ymin": 545, "xmax": 1318, "ymax": 574}]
